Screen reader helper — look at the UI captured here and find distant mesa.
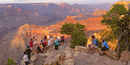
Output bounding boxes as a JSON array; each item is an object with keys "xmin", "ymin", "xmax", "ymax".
[{"xmin": 91, "ymin": 10, "xmax": 107, "ymax": 16}]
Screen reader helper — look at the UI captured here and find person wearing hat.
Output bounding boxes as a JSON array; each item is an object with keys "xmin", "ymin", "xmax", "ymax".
[{"xmin": 25, "ymin": 46, "xmax": 32, "ymax": 61}]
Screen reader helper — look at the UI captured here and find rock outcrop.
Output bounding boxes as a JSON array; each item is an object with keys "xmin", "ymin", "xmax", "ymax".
[
  {"xmin": 91, "ymin": 10, "xmax": 107, "ymax": 16},
  {"xmin": 120, "ymin": 50, "xmax": 130, "ymax": 62}
]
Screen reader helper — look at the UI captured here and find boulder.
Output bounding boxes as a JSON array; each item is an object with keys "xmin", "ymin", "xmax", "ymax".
[
  {"xmin": 64, "ymin": 59, "xmax": 74, "ymax": 65},
  {"xmin": 113, "ymin": 61, "xmax": 127, "ymax": 65},
  {"xmin": 74, "ymin": 46, "xmax": 86, "ymax": 52},
  {"xmin": 95, "ymin": 48, "xmax": 101, "ymax": 53},
  {"xmin": 65, "ymin": 52, "xmax": 72, "ymax": 60},
  {"xmin": 31, "ymin": 53, "xmax": 38, "ymax": 62},
  {"xmin": 45, "ymin": 51, "xmax": 54, "ymax": 56},
  {"xmin": 56, "ymin": 54, "xmax": 61, "ymax": 61},
  {"xmin": 73, "ymin": 51, "xmax": 80, "ymax": 56},
  {"xmin": 58, "ymin": 54, "xmax": 66, "ymax": 65},
  {"xmin": 44, "ymin": 59, "xmax": 57, "ymax": 65},
  {"xmin": 120, "ymin": 50, "xmax": 130, "ymax": 62},
  {"xmin": 83, "ymin": 47, "xmax": 89, "ymax": 52},
  {"xmin": 44, "ymin": 56, "xmax": 57, "ymax": 65},
  {"xmin": 38, "ymin": 53, "xmax": 47, "ymax": 57},
  {"xmin": 59, "ymin": 54, "xmax": 66, "ymax": 61},
  {"xmin": 29, "ymin": 63, "xmax": 34, "ymax": 65},
  {"xmin": 105, "ymin": 49, "xmax": 117, "ymax": 60},
  {"xmin": 65, "ymin": 47, "xmax": 72, "ymax": 54}
]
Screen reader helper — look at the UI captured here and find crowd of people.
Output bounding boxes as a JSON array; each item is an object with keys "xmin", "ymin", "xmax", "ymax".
[
  {"xmin": 22, "ymin": 34, "xmax": 65, "ymax": 65},
  {"xmin": 22, "ymin": 34, "xmax": 110, "ymax": 65}
]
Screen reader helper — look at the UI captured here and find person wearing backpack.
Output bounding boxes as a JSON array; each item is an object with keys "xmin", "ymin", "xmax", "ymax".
[
  {"xmin": 61, "ymin": 35, "xmax": 64, "ymax": 46},
  {"xmin": 57, "ymin": 35, "xmax": 61, "ymax": 46},
  {"xmin": 23, "ymin": 52, "xmax": 29, "ymax": 65},
  {"xmin": 55, "ymin": 37, "xmax": 59, "ymax": 50},
  {"xmin": 87, "ymin": 35, "xmax": 98, "ymax": 54}
]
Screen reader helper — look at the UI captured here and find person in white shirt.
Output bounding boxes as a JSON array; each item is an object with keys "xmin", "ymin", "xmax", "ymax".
[
  {"xmin": 50, "ymin": 36, "xmax": 54, "ymax": 50},
  {"xmin": 23, "ymin": 52, "xmax": 29, "ymax": 65},
  {"xmin": 57, "ymin": 35, "xmax": 61, "ymax": 46},
  {"xmin": 48, "ymin": 38, "xmax": 51, "ymax": 49}
]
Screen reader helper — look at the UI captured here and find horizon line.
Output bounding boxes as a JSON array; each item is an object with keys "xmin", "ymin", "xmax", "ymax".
[{"xmin": 0, "ymin": 2, "xmax": 116, "ymax": 5}]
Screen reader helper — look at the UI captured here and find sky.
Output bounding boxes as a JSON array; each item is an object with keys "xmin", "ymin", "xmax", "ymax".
[{"xmin": 0, "ymin": 0, "xmax": 129, "ymax": 5}]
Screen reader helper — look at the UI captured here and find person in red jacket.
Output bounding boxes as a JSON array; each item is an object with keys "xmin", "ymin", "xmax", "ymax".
[{"xmin": 29, "ymin": 39, "xmax": 33, "ymax": 50}]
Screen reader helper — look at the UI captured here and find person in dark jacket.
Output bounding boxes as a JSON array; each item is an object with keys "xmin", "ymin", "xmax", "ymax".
[{"xmin": 25, "ymin": 46, "xmax": 32, "ymax": 60}]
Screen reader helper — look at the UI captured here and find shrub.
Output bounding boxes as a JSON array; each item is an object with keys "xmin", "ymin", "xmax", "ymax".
[
  {"xmin": 70, "ymin": 29, "xmax": 87, "ymax": 48},
  {"xmin": 7, "ymin": 57, "xmax": 16, "ymax": 65}
]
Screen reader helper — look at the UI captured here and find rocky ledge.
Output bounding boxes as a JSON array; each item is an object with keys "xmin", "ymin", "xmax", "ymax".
[{"xmin": 21, "ymin": 46, "xmax": 130, "ymax": 65}]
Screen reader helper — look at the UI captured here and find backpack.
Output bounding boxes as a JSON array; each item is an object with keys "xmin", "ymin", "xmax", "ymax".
[
  {"xmin": 44, "ymin": 41, "xmax": 47, "ymax": 45},
  {"xmin": 41, "ymin": 39, "xmax": 43, "ymax": 43},
  {"xmin": 61, "ymin": 36, "xmax": 64, "ymax": 40}
]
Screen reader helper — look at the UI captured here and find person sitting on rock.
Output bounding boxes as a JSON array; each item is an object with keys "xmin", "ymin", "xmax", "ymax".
[
  {"xmin": 37, "ymin": 45, "xmax": 43, "ymax": 53},
  {"xmin": 25, "ymin": 46, "xmax": 32, "ymax": 61},
  {"xmin": 100, "ymin": 39, "xmax": 109, "ymax": 56},
  {"xmin": 40, "ymin": 43, "xmax": 43, "ymax": 52},
  {"xmin": 87, "ymin": 35, "xmax": 98, "ymax": 54}
]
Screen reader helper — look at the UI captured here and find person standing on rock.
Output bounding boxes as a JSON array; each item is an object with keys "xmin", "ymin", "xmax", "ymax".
[
  {"xmin": 55, "ymin": 37, "xmax": 59, "ymax": 50},
  {"xmin": 43, "ymin": 39, "xmax": 47, "ymax": 53},
  {"xmin": 57, "ymin": 35, "xmax": 61, "ymax": 46},
  {"xmin": 25, "ymin": 46, "xmax": 32, "ymax": 61},
  {"xmin": 87, "ymin": 35, "xmax": 98, "ymax": 54},
  {"xmin": 23, "ymin": 52, "xmax": 29, "ymax": 65},
  {"xmin": 44, "ymin": 35, "xmax": 47, "ymax": 40},
  {"xmin": 50, "ymin": 36, "xmax": 54, "ymax": 50},
  {"xmin": 33, "ymin": 36, "xmax": 38, "ymax": 51},
  {"xmin": 61, "ymin": 35, "xmax": 64, "ymax": 46},
  {"xmin": 29, "ymin": 39, "xmax": 33, "ymax": 50},
  {"xmin": 100, "ymin": 39, "xmax": 109, "ymax": 56},
  {"xmin": 48, "ymin": 38, "xmax": 51, "ymax": 50}
]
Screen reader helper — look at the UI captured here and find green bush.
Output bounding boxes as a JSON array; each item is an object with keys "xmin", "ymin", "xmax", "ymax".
[
  {"xmin": 7, "ymin": 57, "xmax": 16, "ymax": 65},
  {"xmin": 70, "ymin": 29, "xmax": 87, "ymax": 48},
  {"xmin": 60, "ymin": 23, "xmax": 87, "ymax": 48}
]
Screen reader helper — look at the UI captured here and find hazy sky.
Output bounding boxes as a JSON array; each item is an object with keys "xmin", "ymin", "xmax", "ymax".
[{"xmin": 0, "ymin": 0, "xmax": 129, "ymax": 4}]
